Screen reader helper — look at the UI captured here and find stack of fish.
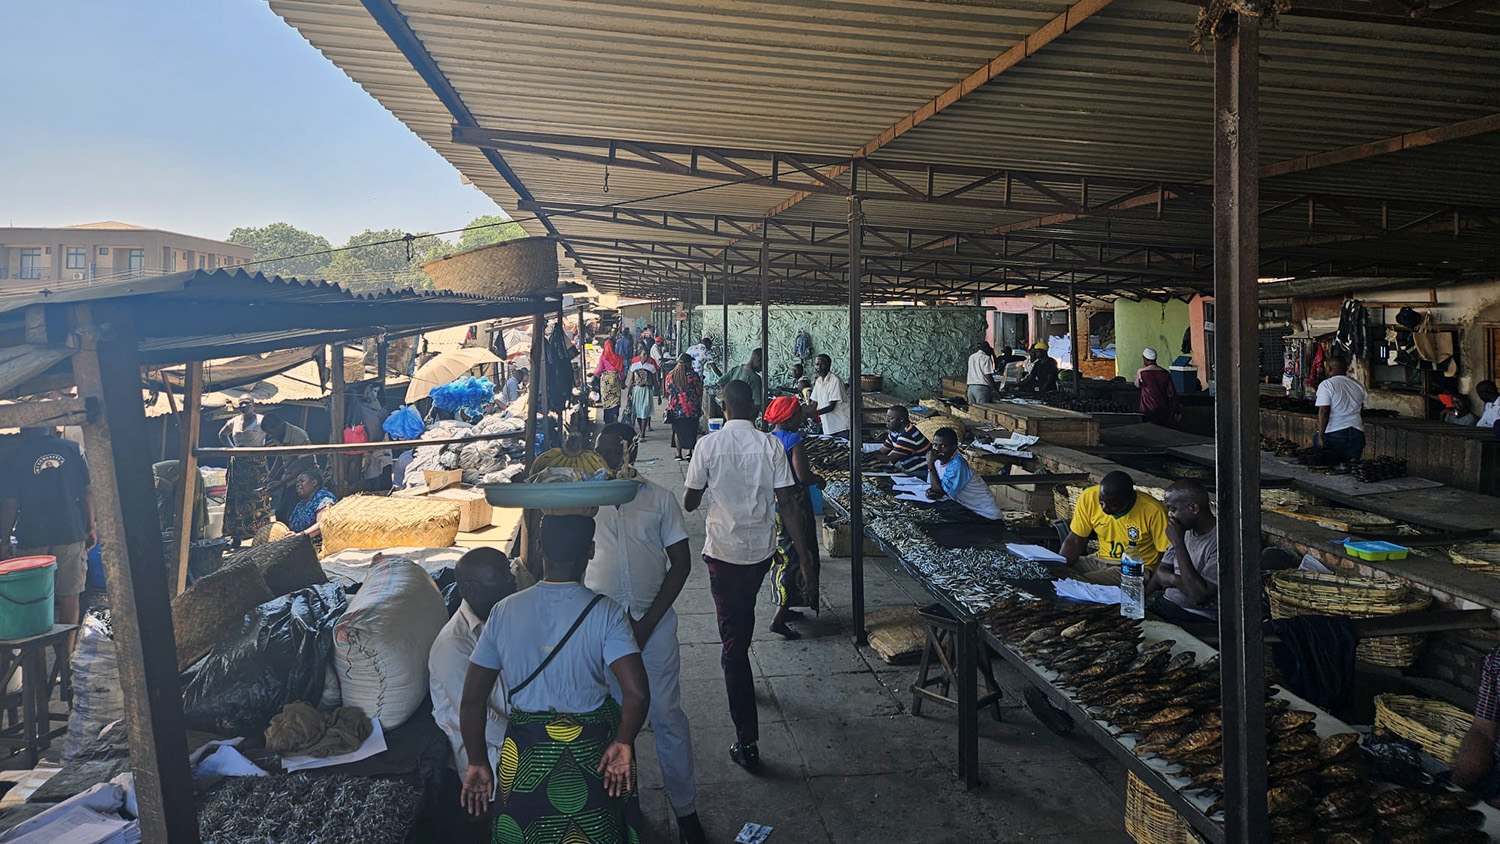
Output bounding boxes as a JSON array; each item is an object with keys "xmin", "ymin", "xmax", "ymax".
[
  {"xmin": 823, "ymin": 478, "xmax": 1052, "ymax": 613},
  {"xmin": 982, "ymin": 598, "xmax": 1490, "ymax": 843}
]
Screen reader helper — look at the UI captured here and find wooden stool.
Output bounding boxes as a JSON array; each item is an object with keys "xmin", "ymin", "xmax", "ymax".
[
  {"xmin": 0, "ymin": 624, "xmax": 77, "ymax": 767},
  {"xmin": 911, "ymin": 604, "xmax": 1004, "ymax": 721}
]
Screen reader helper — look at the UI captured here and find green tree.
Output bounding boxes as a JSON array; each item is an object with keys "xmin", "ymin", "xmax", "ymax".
[
  {"xmin": 322, "ymin": 229, "xmax": 432, "ymax": 294},
  {"xmin": 227, "ymin": 222, "xmax": 332, "ymax": 279},
  {"xmin": 422, "ymin": 214, "xmax": 529, "ymax": 262}
]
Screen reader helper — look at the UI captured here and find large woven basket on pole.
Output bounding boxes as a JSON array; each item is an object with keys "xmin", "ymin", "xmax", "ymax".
[
  {"xmin": 420, "ymin": 236, "xmax": 558, "ymax": 298},
  {"xmin": 1264, "ymin": 570, "xmax": 1432, "ymax": 667}
]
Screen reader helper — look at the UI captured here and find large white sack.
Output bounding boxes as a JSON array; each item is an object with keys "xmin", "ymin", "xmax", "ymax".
[{"xmin": 331, "ymin": 557, "xmax": 446, "ymax": 729}]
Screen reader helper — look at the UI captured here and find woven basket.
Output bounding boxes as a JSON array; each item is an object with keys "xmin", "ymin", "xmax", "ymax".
[
  {"xmin": 1450, "ymin": 543, "xmax": 1500, "ymax": 571},
  {"xmin": 1265, "ymin": 571, "xmax": 1432, "ymax": 667},
  {"xmin": 318, "ymin": 494, "xmax": 461, "ymax": 557},
  {"xmin": 914, "ymin": 414, "xmax": 965, "ymax": 443},
  {"xmin": 1260, "ymin": 487, "xmax": 1319, "ymax": 510},
  {"xmin": 1374, "ymin": 694, "xmax": 1472, "ymax": 765},
  {"xmin": 252, "ymin": 520, "xmax": 292, "ymax": 546},
  {"xmin": 171, "ymin": 561, "xmax": 275, "ymax": 670},
  {"xmin": 865, "ymin": 605, "xmax": 926, "ymax": 665},
  {"xmin": 1124, "ymin": 771, "xmax": 1202, "ymax": 844},
  {"xmin": 420, "ymin": 236, "xmax": 558, "ymax": 298},
  {"xmin": 1054, "ymin": 484, "xmax": 1086, "ymax": 521},
  {"xmin": 967, "ymin": 453, "xmax": 1015, "ymax": 476},
  {"xmin": 226, "ymin": 533, "xmax": 326, "ymax": 598}
]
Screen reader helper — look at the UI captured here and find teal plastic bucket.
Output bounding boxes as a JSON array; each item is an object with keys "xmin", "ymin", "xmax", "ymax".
[{"xmin": 0, "ymin": 556, "xmax": 56, "ymax": 640}]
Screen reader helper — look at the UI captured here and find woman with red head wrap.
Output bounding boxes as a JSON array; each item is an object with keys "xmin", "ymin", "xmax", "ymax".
[{"xmin": 765, "ymin": 398, "xmax": 823, "ymax": 639}]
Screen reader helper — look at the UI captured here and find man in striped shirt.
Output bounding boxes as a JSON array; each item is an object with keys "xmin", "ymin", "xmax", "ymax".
[{"xmin": 870, "ymin": 406, "xmax": 931, "ymax": 472}]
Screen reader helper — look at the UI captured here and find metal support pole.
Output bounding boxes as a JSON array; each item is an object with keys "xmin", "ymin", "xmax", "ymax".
[
  {"xmin": 760, "ymin": 230, "xmax": 770, "ymax": 406},
  {"xmin": 957, "ymin": 617, "xmax": 980, "ymax": 789},
  {"xmin": 328, "ymin": 343, "xmax": 346, "ymax": 494},
  {"xmin": 848, "ymin": 194, "xmax": 867, "ymax": 648},
  {"xmin": 171, "ymin": 361, "xmax": 202, "ymax": 596},
  {"xmin": 70, "ymin": 303, "xmax": 199, "ymax": 843},
  {"xmin": 1214, "ymin": 18, "xmax": 1267, "ymax": 843},
  {"xmin": 1068, "ymin": 283, "xmax": 1081, "ymax": 393},
  {"xmin": 576, "ymin": 306, "xmax": 589, "ymax": 437},
  {"xmin": 721, "ymin": 254, "xmax": 730, "ymax": 367}
]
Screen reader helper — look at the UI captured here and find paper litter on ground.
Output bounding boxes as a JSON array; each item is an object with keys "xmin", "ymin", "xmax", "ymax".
[{"xmin": 735, "ymin": 823, "xmax": 774, "ymax": 843}]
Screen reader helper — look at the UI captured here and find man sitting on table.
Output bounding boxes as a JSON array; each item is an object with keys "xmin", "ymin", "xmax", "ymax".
[
  {"xmin": 1011, "ymin": 342, "xmax": 1060, "ymax": 394},
  {"xmin": 870, "ymin": 406, "xmax": 931, "ymax": 473},
  {"xmin": 925, "ymin": 427, "xmax": 1001, "ymax": 520},
  {"xmin": 1144, "ymin": 480, "xmax": 1219, "ymax": 624},
  {"xmin": 1059, "ymin": 471, "xmax": 1169, "ymax": 585}
]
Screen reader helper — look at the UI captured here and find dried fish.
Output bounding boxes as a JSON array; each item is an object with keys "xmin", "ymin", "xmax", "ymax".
[
  {"xmin": 1319, "ymin": 732, "xmax": 1360, "ymax": 762},
  {"xmin": 1313, "ymin": 786, "xmax": 1371, "ymax": 821},
  {"xmin": 1372, "ymin": 789, "xmax": 1426, "ymax": 817}
]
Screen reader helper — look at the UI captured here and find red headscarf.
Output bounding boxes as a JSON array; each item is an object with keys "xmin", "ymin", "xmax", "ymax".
[
  {"xmin": 596, "ymin": 341, "xmax": 624, "ymax": 374},
  {"xmin": 764, "ymin": 395, "xmax": 800, "ymax": 426}
]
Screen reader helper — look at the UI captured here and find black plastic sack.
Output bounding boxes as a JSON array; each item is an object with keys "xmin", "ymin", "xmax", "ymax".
[
  {"xmin": 431, "ymin": 567, "xmax": 462, "ymax": 618},
  {"xmin": 182, "ymin": 582, "xmax": 347, "ymax": 735},
  {"xmin": 1362, "ymin": 733, "xmax": 1443, "ymax": 792}
]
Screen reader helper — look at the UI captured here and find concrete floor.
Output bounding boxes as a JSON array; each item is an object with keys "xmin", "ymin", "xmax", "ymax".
[{"xmin": 625, "ymin": 428, "xmax": 1133, "ymax": 843}]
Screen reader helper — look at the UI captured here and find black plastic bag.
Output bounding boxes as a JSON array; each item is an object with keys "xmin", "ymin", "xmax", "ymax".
[
  {"xmin": 431, "ymin": 567, "xmax": 462, "ymax": 618},
  {"xmin": 182, "ymin": 582, "xmax": 347, "ymax": 735},
  {"xmin": 1362, "ymin": 733, "xmax": 1444, "ymax": 792}
]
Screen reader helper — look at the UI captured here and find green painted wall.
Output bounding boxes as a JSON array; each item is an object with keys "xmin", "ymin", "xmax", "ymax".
[
  {"xmin": 689, "ymin": 305, "xmax": 986, "ymax": 401},
  {"xmin": 1114, "ymin": 298, "xmax": 1192, "ymax": 380}
]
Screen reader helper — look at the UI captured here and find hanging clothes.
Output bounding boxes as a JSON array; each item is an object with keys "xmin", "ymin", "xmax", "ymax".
[
  {"xmin": 543, "ymin": 323, "xmax": 576, "ymax": 413},
  {"xmin": 1333, "ymin": 299, "xmax": 1367, "ymax": 360}
]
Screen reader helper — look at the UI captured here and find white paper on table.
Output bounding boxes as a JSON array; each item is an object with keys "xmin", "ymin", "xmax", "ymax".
[
  {"xmin": 1053, "ymin": 578, "xmax": 1122, "ymax": 604},
  {"xmin": 894, "ymin": 491, "xmax": 936, "ymax": 503},
  {"xmin": 195, "ymin": 743, "xmax": 267, "ymax": 778},
  {"xmin": 1, "ymin": 809, "xmax": 135, "ymax": 844},
  {"xmin": 1005, "ymin": 543, "xmax": 1067, "ymax": 563},
  {"xmin": 971, "ymin": 442, "xmax": 1033, "ymax": 459},
  {"xmin": 890, "ymin": 476, "xmax": 929, "ymax": 489},
  {"xmin": 994, "ymin": 433, "xmax": 1040, "ymax": 448},
  {"xmin": 280, "ymin": 718, "xmax": 387, "ymax": 772},
  {"xmin": 860, "ymin": 442, "xmax": 885, "ymax": 453}
]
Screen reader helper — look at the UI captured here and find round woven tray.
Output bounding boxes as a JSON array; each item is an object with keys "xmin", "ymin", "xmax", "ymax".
[
  {"xmin": 420, "ymin": 236, "xmax": 558, "ymax": 298},
  {"xmin": 1124, "ymin": 771, "xmax": 1203, "ymax": 844},
  {"xmin": 1374, "ymin": 693, "xmax": 1472, "ymax": 766},
  {"xmin": 1450, "ymin": 542, "xmax": 1500, "ymax": 571},
  {"xmin": 1265, "ymin": 572, "xmax": 1431, "ymax": 667}
]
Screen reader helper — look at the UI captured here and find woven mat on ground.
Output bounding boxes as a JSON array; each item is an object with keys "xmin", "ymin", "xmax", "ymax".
[{"xmin": 866, "ymin": 605, "xmax": 927, "ymax": 664}]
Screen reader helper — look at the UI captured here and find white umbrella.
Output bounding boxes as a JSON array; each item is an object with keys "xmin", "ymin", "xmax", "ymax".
[{"xmin": 405, "ymin": 347, "xmax": 501, "ymax": 403}]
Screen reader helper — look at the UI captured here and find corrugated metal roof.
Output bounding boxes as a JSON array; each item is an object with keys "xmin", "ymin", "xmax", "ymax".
[{"xmin": 270, "ymin": 0, "xmax": 1500, "ymax": 301}]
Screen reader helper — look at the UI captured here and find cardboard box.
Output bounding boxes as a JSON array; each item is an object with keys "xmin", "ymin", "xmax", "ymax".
[
  {"xmin": 821, "ymin": 521, "xmax": 885, "ymax": 558},
  {"xmin": 423, "ymin": 468, "xmax": 462, "ymax": 492},
  {"xmin": 428, "ymin": 486, "xmax": 494, "ymax": 532}
]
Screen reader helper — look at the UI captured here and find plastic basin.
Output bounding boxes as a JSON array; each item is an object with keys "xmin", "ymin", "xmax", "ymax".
[{"xmin": 0, "ymin": 556, "xmax": 57, "ymax": 640}]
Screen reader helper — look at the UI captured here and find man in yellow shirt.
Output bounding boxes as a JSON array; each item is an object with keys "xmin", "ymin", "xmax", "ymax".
[{"xmin": 1060, "ymin": 471, "xmax": 1170, "ymax": 585}]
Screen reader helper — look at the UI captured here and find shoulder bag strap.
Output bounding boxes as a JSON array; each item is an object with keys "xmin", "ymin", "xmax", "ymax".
[{"xmin": 508, "ymin": 593, "xmax": 606, "ymax": 697}]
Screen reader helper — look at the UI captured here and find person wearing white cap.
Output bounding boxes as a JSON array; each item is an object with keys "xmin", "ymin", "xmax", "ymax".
[{"xmin": 1135, "ymin": 347, "xmax": 1179, "ymax": 426}]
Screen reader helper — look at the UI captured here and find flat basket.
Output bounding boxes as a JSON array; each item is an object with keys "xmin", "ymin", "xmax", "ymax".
[
  {"xmin": 1450, "ymin": 542, "xmax": 1500, "ymax": 572},
  {"xmin": 1373, "ymin": 693, "xmax": 1472, "ymax": 765},
  {"xmin": 1053, "ymin": 484, "xmax": 1086, "ymax": 522},
  {"xmin": 318, "ymin": 494, "xmax": 461, "ymax": 557},
  {"xmin": 420, "ymin": 236, "xmax": 558, "ymax": 298},
  {"xmin": 1265, "ymin": 571, "xmax": 1432, "ymax": 667},
  {"xmin": 1124, "ymin": 771, "xmax": 1203, "ymax": 844}
]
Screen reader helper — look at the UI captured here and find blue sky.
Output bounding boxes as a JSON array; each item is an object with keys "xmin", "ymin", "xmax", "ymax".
[{"xmin": 0, "ymin": 0, "xmax": 502, "ymax": 244}]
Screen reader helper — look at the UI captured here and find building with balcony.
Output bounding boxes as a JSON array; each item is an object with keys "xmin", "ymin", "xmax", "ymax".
[{"xmin": 0, "ymin": 221, "xmax": 253, "ymax": 287}]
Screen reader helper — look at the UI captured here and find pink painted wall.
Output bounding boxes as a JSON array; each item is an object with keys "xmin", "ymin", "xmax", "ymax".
[{"xmin": 981, "ymin": 296, "xmax": 1032, "ymax": 347}]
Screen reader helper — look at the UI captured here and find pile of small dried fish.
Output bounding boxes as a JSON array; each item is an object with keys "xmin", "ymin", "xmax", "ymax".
[
  {"xmin": 1350, "ymin": 456, "xmax": 1407, "ymax": 483},
  {"xmin": 982, "ymin": 598, "xmax": 1491, "ymax": 843},
  {"xmin": 805, "ymin": 437, "xmax": 883, "ymax": 473},
  {"xmin": 823, "ymin": 478, "xmax": 1050, "ymax": 612}
]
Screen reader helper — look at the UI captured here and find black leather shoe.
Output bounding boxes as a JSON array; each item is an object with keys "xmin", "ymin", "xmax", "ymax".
[
  {"xmin": 677, "ymin": 812, "xmax": 708, "ymax": 844},
  {"xmin": 729, "ymin": 741, "xmax": 761, "ymax": 773}
]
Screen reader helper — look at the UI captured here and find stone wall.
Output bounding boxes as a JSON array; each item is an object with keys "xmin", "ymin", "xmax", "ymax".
[{"xmin": 688, "ymin": 305, "xmax": 987, "ymax": 401}]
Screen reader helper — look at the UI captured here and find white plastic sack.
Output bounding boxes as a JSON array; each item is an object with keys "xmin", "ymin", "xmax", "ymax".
[
  {"xmin": 331, "ymin": 557, "xmax": 447, "ymax": 730},
  {"xmin": 63, "ymin": 612, "xmax": 124, "ymax": 762}
]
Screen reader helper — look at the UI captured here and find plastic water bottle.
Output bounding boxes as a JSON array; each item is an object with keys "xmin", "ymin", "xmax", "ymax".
[{"xmin": 1120, "ymin": 541, "xmax": 1145, "ymax": 619}]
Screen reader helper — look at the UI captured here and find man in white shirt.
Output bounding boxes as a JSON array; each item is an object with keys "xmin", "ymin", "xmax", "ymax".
[
  {"xmin": 1315, "ymin": 356, "xmax": 1369, "ymax": 463},
  {"xmin": 966, "ymin": 341, "xmax": 998, "ymax": 405},
  {"xmin": 587, "ymin": 424, "xmax": 705, "ymax": 844},
  {"xmin": 1475, "ymin": 381, "xmax": 1500, "ymax": 431},
  {"xmin": 684, "ymin": 380, "xmax": 814, "ymax": 772},
  {"xmin": 428, "ymin": 547, "xmax": 515, "ymax": 840},
  {"xmin": 809, "ymin": 354, "xmax": 850, "ymax": 437}
]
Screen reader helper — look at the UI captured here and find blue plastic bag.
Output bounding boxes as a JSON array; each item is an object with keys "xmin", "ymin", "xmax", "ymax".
[
  {"xmin": 429, "ymin": 376, "xmax": 495, "ymax": 418},
  {"xmin": 382, "ymin": 405, "xmax": 425, "ymax": 440}
]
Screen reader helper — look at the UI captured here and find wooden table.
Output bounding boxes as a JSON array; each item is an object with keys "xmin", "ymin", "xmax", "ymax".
[
  {"xmin": 969, "ymin": 401, "xmax": 1100, "ymax": 446},
  {"xmin": 0, "ymin": 623, "xmax": 78, "ymax": 767}
]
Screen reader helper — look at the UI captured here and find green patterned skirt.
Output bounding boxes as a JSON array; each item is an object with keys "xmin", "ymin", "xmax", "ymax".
[
  {"xmin": 492, "ymin": 697, "xmax": 641, "ymax": 844},
  {"xmin": 769, "ymin": 483, "xmax": 821, "ymax": 611}
]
